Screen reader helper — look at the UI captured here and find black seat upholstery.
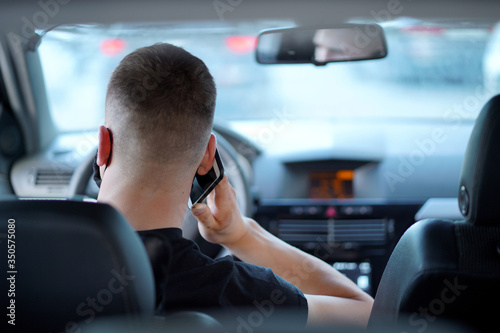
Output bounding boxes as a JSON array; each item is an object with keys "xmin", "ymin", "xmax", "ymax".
[
  {"xmin": 0, "ymin": 200, "xmax": 155, "ymax": 332},
  {"xmin": 369, "ymin": 94, "xmax": 500, "ymax": 332}
]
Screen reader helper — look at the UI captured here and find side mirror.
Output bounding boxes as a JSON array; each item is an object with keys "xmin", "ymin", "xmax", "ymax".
[{"xmin": 256, "ymin": 24, "xmax": 388, "ymax": 66}]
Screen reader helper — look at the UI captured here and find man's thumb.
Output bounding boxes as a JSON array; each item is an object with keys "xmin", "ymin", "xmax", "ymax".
[{"xmin": 191, "ymin": 203, "xmax": 214, "ymax": 226}]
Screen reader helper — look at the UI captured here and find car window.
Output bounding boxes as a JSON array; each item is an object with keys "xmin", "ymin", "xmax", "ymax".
[
  {"xmin": 39, "ymin": 21, "xmax": 292, "ymax": 131},
  {"xmin": 39, "ymin": 19, "xmax": 499, "ymax": 133}
]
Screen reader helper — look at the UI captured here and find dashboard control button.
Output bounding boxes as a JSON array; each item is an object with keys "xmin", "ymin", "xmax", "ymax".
[
  {"xmin": 343, "ymin": 206, "xmax": 354, "ymax": 215},
  {"xmin": 325, "ymin": 206, "xmax": 337, "ymax": 218},
  {"xmin": 290, "ymin": 207, "xmax": 304, "ymax": 215}
]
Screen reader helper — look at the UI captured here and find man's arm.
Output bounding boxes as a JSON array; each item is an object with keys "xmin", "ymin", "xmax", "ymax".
[{"xmin": 191, "ymin": 176, "xmax": 373, "ymax": 327}]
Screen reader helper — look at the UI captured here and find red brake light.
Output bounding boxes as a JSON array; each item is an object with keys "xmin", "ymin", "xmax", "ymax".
[
  {"xmin": 225, "ymin": 36, "xmax": 257, "ymax": 54},
  {"xmin": 401, "ymin": 26, "xmax": 445, "ymax": 35},
  {"xmin": 100, "ymin": 38, "xmax": 126, "ymax": 56}
]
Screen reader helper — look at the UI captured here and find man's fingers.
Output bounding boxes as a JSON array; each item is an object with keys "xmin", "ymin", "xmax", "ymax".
[
  {"xmin": 213, "ymin": 176, "xmax": 231, "ymax": 204},
  {"xmin": 212, "ymin": 175, "xmax": 239, "ymax": 208},
  {"xmin": 191, "ymin": 203, "xmax": 216, "ymax": 228}
]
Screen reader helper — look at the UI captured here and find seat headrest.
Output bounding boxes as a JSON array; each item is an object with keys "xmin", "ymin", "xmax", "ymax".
[
  {"xmin": 0, "ymin": 200, "xmax": 155, "ymax": 332},
  {"xmin": 459, "ymin": 94, "xmax": 500, "ymax": 225}
]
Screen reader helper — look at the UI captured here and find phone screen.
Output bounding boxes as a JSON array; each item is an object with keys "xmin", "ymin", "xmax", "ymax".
[{"xmin": 188, "ymin": 149, "xmax": 224, "ymax": 208}]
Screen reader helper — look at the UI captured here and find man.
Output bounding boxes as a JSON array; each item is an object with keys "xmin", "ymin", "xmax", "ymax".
[{"xmin": 94, "ymin": 43, "xmax": 373, "ymax": 328}]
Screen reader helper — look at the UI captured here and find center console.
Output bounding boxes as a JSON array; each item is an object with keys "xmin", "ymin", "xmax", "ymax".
[{"xmin": 254, "ymin": 198, "xmax": 423, "ymax": 296}]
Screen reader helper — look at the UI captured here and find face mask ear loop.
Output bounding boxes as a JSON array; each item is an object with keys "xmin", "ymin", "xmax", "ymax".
[{"xmin": 104, "ymin": 127, "xmax": 113, "ymax": 172}]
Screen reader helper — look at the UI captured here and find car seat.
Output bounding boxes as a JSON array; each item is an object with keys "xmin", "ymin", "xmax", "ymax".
[
  {"xmin": 368, "ymin": 94, "xmax": 500, "ymax": 332},
  {"xmin": 0, "ymin": 200, "xmax": 155, "ymax": 332}
]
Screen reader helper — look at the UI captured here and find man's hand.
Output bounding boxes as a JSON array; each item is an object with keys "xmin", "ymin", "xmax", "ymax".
[
  {"xmin": 192, "ymin": 175, "xmax": 374, "ymax": 328},
  {"xmin": 191, "ymin": 176, "xmax": 249, "ymax": 247}
]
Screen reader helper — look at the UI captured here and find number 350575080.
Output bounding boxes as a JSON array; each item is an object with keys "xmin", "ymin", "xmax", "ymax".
[{"xmin": 7, "ymin": 219, "xmax": 16, "ymax": 266}]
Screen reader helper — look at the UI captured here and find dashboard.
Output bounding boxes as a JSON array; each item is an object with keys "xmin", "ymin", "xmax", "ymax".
[{"xmin": 8, "ymin": 125, "xmax": 466, "ymax": 296}]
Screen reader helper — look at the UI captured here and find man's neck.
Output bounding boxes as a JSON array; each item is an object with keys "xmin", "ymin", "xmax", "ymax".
[{"xmin": 96, "ymin": 167, "xmax": 191, "ymax": 231}]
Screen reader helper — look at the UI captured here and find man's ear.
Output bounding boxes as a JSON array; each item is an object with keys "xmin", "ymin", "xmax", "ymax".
[
  {"xmin": 97, "ymin": 125, "xmax": 112, "ymax": 167},
  {"xmin": 197, "ymin": 134, "xmax": 216, "ymax": 176}
]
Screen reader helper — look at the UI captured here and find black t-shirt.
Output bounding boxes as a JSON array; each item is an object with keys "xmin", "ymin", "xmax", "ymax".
[{"xmin": 138, "ymin": 228, "xmax": 308, "ymax": 328}]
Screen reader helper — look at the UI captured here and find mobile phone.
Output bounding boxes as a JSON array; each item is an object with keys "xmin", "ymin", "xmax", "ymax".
[{"xmin": 188, "ymin": 148, "xmax": 225, "ymax": 208}]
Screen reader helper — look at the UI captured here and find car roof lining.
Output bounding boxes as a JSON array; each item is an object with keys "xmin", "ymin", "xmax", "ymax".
[{"xmin": 2, "ymin": 0, "xmax": 500, "ymax": 33}]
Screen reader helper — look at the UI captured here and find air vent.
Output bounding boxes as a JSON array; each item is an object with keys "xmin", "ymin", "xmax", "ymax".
[
  {"xmin": 277, "ymin": 219, "xmax": 387, "ymax": 245},
  {"xmin": 277, "ymin": 220, "xmax": 328, "ymax": 243},
  {"xmin": 35, "ymin": 169, "xmax": 73, "ymax": 186}
]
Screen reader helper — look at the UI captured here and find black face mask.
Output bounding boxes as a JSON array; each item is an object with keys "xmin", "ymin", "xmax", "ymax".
[
  {"xmin": 93, "ymin": 128, "xmax": 113, "ymax": 189},
  {"xmin": 92, "ymin": 151, "xmax": 102, "ymax": 188}
]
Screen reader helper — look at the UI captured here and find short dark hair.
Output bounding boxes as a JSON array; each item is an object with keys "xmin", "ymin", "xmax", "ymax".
[{"xmin": 105, "ymin": 43, "xmax": 216, "ymax": 169}]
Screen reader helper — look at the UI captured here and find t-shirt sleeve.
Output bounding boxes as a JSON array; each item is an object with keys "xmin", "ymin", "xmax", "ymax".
[
  {"xmin": 138, "ymin": 228, "xmax": 308, "ymax": 329},
  {"xmin": 219, "ymin": 256, "xmax": 309, "ymax": 325},
  {"xmin": 167, "ymin": 254, "xmax": 309, "ymax": 330}
]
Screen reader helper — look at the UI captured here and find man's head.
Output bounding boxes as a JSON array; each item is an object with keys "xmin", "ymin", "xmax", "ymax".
[{"xmin": 99, "ymin": 43, "xmax": 216, "ymax": 181}]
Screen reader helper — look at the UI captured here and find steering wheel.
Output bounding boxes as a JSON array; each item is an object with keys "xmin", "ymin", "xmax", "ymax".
[{"xmin": 67, "ymin": 133, "xmax": 253, "ymax": 256}]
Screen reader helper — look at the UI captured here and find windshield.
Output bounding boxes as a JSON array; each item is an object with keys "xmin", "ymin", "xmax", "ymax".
[{"xmin": 39, "ymin": 19, "xmax": 499, "ymax": 134}]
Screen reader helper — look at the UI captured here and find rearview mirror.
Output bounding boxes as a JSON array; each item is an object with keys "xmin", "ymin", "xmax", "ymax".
[{"xmin": 256, "ymin": 24, "xmax": 388, "ymax": 66}]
